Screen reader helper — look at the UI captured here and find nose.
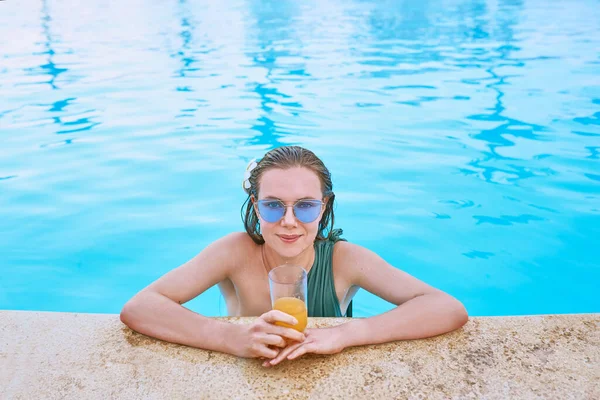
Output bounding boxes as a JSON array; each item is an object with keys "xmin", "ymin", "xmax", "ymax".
[{"xmin": 281, "ymin": 205, "xmax": 297, "ymax": 227}]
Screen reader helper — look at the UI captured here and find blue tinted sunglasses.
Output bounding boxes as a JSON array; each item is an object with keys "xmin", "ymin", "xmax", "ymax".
[{"xmin": 257, "ymin": 199, "xmax": 324, "ymax": 223}]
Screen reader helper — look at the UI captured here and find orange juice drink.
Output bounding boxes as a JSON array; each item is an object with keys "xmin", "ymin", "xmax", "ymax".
[{"xmin": 273, "ymin": 296, "xmax": 308, "ymax": 332}]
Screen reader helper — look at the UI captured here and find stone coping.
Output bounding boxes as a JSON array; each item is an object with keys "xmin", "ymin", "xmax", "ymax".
[{"xmin": 1, "ymin": 311, "xmax": 598, "ymax": 399}]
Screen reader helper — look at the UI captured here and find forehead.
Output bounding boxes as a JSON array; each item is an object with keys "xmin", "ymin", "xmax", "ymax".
[{"xmin": 259, "ymin": 167, "xmax": 322, "ymax": 200}]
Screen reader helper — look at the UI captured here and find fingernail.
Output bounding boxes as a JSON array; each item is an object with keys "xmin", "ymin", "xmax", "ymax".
[{"xmin": 292, "ymin": 319, "xmax": 298, "ymax": 325}]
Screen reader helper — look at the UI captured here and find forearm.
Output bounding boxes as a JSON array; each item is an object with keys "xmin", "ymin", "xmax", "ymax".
[
  {"xmin": 338, "ymin": 292, "xmax": 468, "ymax": 348},
  {"xmin": 120, "ymin": 291, "xmax": 239, "ymax": 355}
]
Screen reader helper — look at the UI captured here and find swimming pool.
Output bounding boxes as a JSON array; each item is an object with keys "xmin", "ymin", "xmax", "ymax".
[{"xmin": 1, "ymin": 0, "xmax": 598, "ymax": 317}]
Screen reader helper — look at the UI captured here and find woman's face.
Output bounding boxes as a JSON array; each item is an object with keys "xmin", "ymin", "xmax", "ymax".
[{"xmin": 254, "ymin": 167, "xmax": 326, "ymax": 259}]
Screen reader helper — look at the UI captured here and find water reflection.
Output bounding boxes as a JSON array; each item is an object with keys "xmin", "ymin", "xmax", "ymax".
[
  {"xmin": 364, "ymin": 0, "xmax": 432, "ymax": 42},
  {"xmin": 473, "ymin": 214, "xmax": 546, "ymax": 225},
  {"xmin": 463, "ymin": 250, "xmax": 494, "ymax": 259},
  {"xmin": 363, "ymin": 0, "xmax": 549, "ymax": 186},
  {"xmin": 56, "ymin": 116, "xmax": 100, "ymax": 134},
  {"xmin": 586, "ymin": 146, "xmax": 599, "ymax": 160},
  {"xmin": 48, "ymin": 97, "xmax": 75, "ymax": 113},
  {"xmin": 27, "ymin": 1, "xmax": 101, "ymax": 137},
  {"xmin": 174, "ymin": 1, "xmax": 196, "ymax": 79},
  {"xmin": 573, "ymin": 111, "xmax": 600, "ymax": 127},
  {"xmin": 461, "ymin": 0, "xmax": 550, "ymax": 186},
  {"xmin": 32, "ymin": 0, "xmax": 68, "ymax": 90},
  {"xmin": 172, "ymin": 0, "xmax": 200, "ymax": 122},
  {"xmin": 244, "ymin": 0, "xmax": 305, "ymax": 147}
]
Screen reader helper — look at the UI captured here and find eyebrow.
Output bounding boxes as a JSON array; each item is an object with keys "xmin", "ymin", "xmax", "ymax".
[{"xmin": 260, "ymin": 196, "xmax": 318, "ymax": 201}]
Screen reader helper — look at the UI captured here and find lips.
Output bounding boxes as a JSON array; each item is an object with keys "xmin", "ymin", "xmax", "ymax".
[{"xmin": 278, "ymin": 234, "xmax": 301, "ymax": 243}]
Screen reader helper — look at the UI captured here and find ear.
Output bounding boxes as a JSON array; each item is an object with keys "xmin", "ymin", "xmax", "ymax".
[
  {"xmin": 251, "ymin": 195, "xmax": 259, "ymax": 215},
  {"xmin": 319, "ymin": 197, "xmax": 329, "ymax": 217}
]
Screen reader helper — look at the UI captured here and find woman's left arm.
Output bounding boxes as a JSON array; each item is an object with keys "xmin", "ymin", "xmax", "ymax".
[
  {"xmin": 266, "ymin": 242, "xmax": 468, "ymax": 366},
  {"xmin": 334, "ymin": 242, "xmax": 468, "ymax": 347}
]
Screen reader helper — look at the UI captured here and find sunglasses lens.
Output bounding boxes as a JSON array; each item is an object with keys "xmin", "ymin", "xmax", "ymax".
[
  {"xmin": 257, "ymin": 200, "xmax": 285, "ymax": 223},
  {"xmin": 293, "ymin": 200, "xmax": 322, "ymax": 223},
  {"xmin": 258, "ymin": 200, "xmax": 322, "ymax": 223}
]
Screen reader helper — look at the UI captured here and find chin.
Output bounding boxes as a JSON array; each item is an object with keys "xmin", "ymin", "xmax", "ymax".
[{"xmin": 273, "ymin": 243, "xmax": 304, "ymax": 259}]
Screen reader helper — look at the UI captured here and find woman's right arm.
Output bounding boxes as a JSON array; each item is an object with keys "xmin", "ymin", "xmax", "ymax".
[{"xmin": 120, "ymin": 233, "xmax": 304, "ymax": 358}]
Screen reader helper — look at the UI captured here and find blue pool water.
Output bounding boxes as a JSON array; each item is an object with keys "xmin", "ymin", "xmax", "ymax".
[{"xmin": 1, "ymin": 0, "xmax": 599, "ymax": 317}]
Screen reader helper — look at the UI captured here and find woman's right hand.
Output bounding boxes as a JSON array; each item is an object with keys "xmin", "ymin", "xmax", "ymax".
[{"xmin": 231, "ymin": 310, "xmax": 306, "ymax": 359}]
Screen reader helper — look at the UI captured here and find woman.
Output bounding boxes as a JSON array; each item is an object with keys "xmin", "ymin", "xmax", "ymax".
[{"xmin": 120, "ymin": 146, "xmax": 468, "ymax": 367}]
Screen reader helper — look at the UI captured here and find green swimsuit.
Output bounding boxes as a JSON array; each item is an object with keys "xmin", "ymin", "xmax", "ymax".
[{"xmin": 307, "ymin": 229, "xmax": 353, "ymax": 317}]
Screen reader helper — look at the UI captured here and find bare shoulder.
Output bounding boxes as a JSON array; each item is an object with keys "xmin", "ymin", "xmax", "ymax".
[
  {"xmin": 143, "ymin": 231, "xmax": 258, "ymax": 305},
  {"xmin": 332, "ymin": 240, "xmax": 379, "ymax": 266},
  {"xmin": 208, "ymin": 231, "xmax": 258, "ymax": 268},
  {"xmin": 213, "ymin": 231, "xmax": 256, "ymax": 249}
]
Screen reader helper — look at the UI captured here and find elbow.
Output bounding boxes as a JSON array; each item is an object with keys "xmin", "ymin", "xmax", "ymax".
[
  {"xmin": 120, "ymin": 300, "xmax": 135, "ymax": 327},
  {"xmin": 120, "ymin": 290, "xmax": 165, "ymax": 331},
  {"xmin": 120, "ymin": 295, "xmax": 144, "ymax": 329},
  {"xmin": 436, "ymin": 291, "xmax": 468, "ymax": 330},
  {"xmin": 453, "ymin": 299, "xmax": 469, "ymax": 329}
]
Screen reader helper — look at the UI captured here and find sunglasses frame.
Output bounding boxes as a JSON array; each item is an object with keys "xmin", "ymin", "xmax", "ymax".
[{"xmin": 254, "ymin": 198, "xmax": 325, "ymax": 223}]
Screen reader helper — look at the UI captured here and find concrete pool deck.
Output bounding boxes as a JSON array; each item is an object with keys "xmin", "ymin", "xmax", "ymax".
[{"xmin": 1, "ymin": 311, "xmax": 598, "ymax": 399}]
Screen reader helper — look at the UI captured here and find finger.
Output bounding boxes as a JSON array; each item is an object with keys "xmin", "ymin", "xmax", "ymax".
[
  {"xmin": 254, "ymin": 345, "xmax": 279, "ymax": 359},
  {"xmin": 262, "ymin": 334, "xmax": 287, "ymax": 348},
  {"xmin": 269, "ymin": 342, "xmax": 303, "ymax": 366},
  {"xmin": 267, "ymin": 325, "xmax": 305, "ymax": 343},
  {"xmin": 287, "ymin": 343, "xmax": 312, "ymax": 360},
  {"xmin": 261, "ymin": 310, "xmax": 298, "ymax": 326}
]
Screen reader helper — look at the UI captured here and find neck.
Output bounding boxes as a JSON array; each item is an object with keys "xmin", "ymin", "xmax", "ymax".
[{"xmin": 261, "ymin": 243, "xmax": 315, "ymax": 273}]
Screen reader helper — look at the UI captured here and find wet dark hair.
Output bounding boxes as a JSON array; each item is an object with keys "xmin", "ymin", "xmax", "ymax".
[{"xmin": 241, "ymin": 146, "xmax": 335, "ymax": 245}]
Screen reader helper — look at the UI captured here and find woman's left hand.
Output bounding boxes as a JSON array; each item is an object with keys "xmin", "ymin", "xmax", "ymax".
[{"xmin": 263, "ymin": 327, "xmax": 346, "ymax": 367}]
